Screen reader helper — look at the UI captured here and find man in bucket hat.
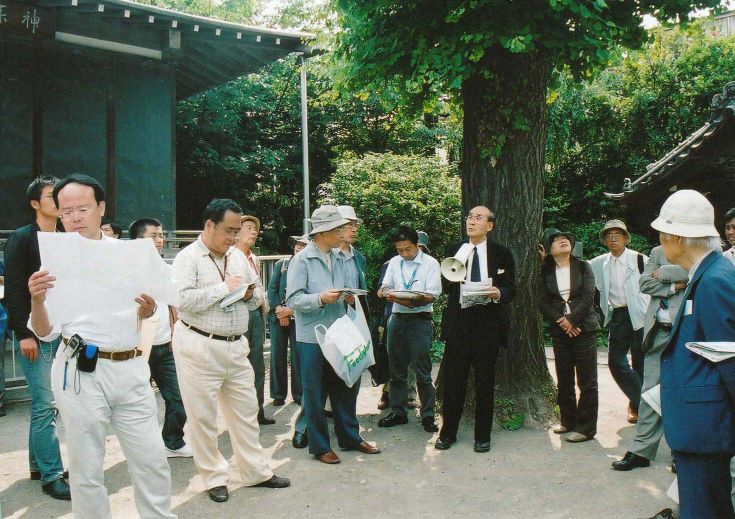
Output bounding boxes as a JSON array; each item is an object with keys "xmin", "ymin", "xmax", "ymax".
[
  {"xmin": 650, "ymin": 190, "xmax": 735, "ymax": 518},
  {"xmin": 589, "ymin": 219, "xmax": 649, "ymax": 424},
  {"xmin": 286, "ymin": 205, "xmax": 380, "ymax": 464}
]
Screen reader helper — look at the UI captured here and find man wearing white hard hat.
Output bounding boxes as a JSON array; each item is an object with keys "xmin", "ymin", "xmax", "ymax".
[{"xmin": 651, "ymin": 189, "xmax": 735, "ymax": 518}]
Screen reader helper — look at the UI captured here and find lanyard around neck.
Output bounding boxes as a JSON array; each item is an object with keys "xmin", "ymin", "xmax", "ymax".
[
  {"xmin": 208, "ymin": 253, "xmax": 228, "ymax": 282},
  {"xmin": 400, "ymin": 259, "xmax": 419, "ymax": 290}
]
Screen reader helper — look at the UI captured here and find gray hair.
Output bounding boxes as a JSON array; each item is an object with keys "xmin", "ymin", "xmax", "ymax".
[
  {"xmin": 661, "ymin": 233, "xmax": 722, "ymax": 251},
  {"xmin": 682, "ymin": 236, "xmax": 723, "ymax": 251}
]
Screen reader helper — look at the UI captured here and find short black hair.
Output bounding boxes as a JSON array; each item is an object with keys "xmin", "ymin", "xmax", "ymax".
[
  {"xmin": 102, "ymin": 221, "xmax": 122, "ymax": 237},
  {"xmin": 725, "ymin": 208, "xmax": 735, "ymax": 223},
  {"xmin": 129, "ymin": 218, "xmax": 162, "ymax": 239},
  {"xmin": 26, "ymin": 176, "xmax": 59, "ymax": 210},
  {"xmin": 391, "ymin": 225, "xmax": 419, "ymax": 245},
  {"xmin": 203, "ymin": 198, "xmax": 242, "ymax": 226},
  {"xmin": 53, "ymin": 174, "xmax": 105, "ymax": 207}
]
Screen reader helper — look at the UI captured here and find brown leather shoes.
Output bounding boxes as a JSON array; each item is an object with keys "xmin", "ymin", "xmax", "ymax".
[
  {"xmin": 627, "ymin": 405, "xmax": 639, "ymax": 424},
  {"xmin": 353, "ymin": 441, "xmax": 381, "ymax": 455},
  {"xmin": 316, "ymin": 451, "xmax": 341, "ymax": 464}
]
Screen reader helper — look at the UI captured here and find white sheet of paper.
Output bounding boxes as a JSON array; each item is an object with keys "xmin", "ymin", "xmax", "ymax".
[
  {"xmin": 460, "ymin": 278, "xmax": 493, "ymax": 309},
  {"xmin": 685, "ymin": 342, "xmax": 735, "ymax": 363},
  {"xmin": 38, "ymin": 232, "xmax": 179, "ymax": 324},
  {"xmin": 642, "ymin": 384, "xmax": 662, "ymax": 416},
  {"xmin": 0, "ymin": 285, "xmax": 4, "ymax": 299}
]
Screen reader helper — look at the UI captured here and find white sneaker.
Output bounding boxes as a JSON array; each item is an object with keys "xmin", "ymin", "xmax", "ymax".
[{"xmin": 166, "ymin": 444, "xmax": 193, "ymax": 458}]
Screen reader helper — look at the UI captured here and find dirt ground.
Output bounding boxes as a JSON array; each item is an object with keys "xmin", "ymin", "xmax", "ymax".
[{"xmin": 0, "ymin": 347, "xmax": 677, "ymax": 519}]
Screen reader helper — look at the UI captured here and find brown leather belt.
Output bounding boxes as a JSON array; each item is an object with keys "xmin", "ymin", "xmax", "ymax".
[{"xmin": 63, "ymin": 338, "xmax": 142, "ymax": 361}]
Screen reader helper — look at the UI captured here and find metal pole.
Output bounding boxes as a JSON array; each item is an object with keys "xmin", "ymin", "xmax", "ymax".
[{"xmin": 300, "ymin": 54, "xmax": 311, "ymax": 235}]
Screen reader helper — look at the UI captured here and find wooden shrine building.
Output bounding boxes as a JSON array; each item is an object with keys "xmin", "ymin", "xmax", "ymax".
[{"xmin": 0, "ymin": 0, "xmax": 314, "ymax": 229}]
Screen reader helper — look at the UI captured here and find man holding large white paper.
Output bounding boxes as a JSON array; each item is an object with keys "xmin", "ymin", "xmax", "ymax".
[{"xmin": 27, "ymin": 174, "xmax": 174, "ymax": 519}]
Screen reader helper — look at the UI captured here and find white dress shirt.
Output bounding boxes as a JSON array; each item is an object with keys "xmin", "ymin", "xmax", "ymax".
[
  {"xmin": 153, "ymin": 302, "xmax": 172, "ymax": 345},
  {"xmin": 464, "ymin": 239, "xmax": 489, "ymax": 282},
  {"xmin": 381, "ymin": 250, "xmax": 442, "ymax": 313},
  {"xmin": 234, "ymin": 248, "xmax": 267, "ymax": 313},
  {"xmin": 608, "ymin": 251, "xmax": 628, "ymax": 308}
]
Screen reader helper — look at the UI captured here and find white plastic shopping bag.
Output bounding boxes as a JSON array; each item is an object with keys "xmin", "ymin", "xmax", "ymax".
[{"xmin": 314, "ymin": 298, "xmax": 375, "ymax": 387}]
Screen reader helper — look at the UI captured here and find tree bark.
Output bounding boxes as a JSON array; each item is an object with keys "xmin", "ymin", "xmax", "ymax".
[{"xmin": 457, "ymin": 47, "xmax": 555, "ymax": 422}]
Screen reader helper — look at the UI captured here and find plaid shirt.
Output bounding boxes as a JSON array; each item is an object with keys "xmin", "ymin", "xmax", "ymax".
[{"xmin": 172, "ymin": 236, "xmax": 258, "ymax": 336}]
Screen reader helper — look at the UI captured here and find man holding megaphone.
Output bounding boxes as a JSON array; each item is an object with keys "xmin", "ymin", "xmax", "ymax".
[{"xmin": 436, "ymin": 206, "xmax": 516, "ymax": 453}]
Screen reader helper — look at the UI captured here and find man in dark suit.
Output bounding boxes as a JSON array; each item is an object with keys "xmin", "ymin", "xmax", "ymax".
[
  {"xmin": 651, "ymin": 190, "xmax": 735, "ymax": 518},
  {"xmin": 436, "ymin": 205, "xmax": 516, "ymax": 453}
]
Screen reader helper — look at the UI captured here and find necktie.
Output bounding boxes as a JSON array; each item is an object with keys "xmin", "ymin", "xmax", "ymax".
[{"xmin": 471, "ymin": 247, "xmax": 481, "ymax": 282}]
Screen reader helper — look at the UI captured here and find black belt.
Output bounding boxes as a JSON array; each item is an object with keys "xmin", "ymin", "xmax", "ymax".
[
  {"xmin": 656, "ymin": 321, "xmax": 673, "ymax": 330},
  {"xmin": 393, "ymin": 312, "xmax": 432, "ymax": 320},
  {"xmin": 181, "ymin": 321, "xmax": 243, "ymax": 342}
]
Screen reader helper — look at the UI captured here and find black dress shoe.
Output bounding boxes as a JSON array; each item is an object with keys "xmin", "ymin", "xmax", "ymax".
[
  {"xmin": 647, "ymin": 508, "xmax": 675, "ymax": 519},
  {"xmin": 474, "ymin": 441, "xmax": 491, "ymax": 453},
  {"xmin": 258, "ymin": 411, "xmax": 276, "ymax": 425},
  {"xmin": 272, "ymin": 399, "xmax": 286, "ymax": 407},
  {"xmin": 32, "ymin": 470, "xmax": 69, "ymax": 481},
  {"xmin": 422, "ymin": 416, "xmax": 439, "ymax": 433},
  {"xmin": 252, "ymin": 475, "xmax": 291, "ymax": 488},
  {"xmin": 434, "ymin": 438, "xmax": 455, "ymax": 450},
  {"xmin": 378, "ymin": 413, "xmax": 408, "ymax": 428},
  {"xmin": 611, "ymin": 451, "xmax": 650, "ymax": 471},
  {"xmin": 208, "ymin": 486, "xmax": 229, "ymax": 502},
  {"xmin": 0, "ymin": 405, "xmax": 7, "ymax": 417},
  {"xmin": 292, "ymin": 431, "xmax": 308, "ymax": 449},
  {"xmin": 42, "ymin": 478, "xmax": 71, "ymax": 501}
]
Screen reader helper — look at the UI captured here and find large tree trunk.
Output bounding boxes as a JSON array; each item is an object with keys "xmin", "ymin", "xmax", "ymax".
[{"xmin": 457, "ymin": 47, "xmax": 555, "ymax": 424}]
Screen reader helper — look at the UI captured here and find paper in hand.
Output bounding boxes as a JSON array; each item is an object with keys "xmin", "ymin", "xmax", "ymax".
[
  {"xmin": 38, "ymin": 232, "xmax": 179, "ymax": 324},
  {"xmin": 641, "ymin": 384, "xmax": 661, "ymax": 416},
  {"xmin": 460, "ymin": 278, "xmax": 494, "ymax": 309}
]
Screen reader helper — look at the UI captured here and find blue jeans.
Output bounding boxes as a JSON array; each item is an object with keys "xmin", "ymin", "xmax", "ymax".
[
  {"xmin": 14, "ymin": 334, "xmax": 65, "ymax": 483},
  {"xmin": 148, "ymin": 343, "xmax": 187, "ymax": 450},
  {"xmin": 299, "ymin": 341, "xmax": 362, "ymax": 455}
]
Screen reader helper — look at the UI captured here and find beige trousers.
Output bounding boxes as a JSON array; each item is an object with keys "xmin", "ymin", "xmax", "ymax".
[
  {"xmin": 51, "ymin": 349, "xmax": 174, "ymax": 519},
  {"xmin": 173, "ymin": 322, "xmax": 273, "ymax": 489}
]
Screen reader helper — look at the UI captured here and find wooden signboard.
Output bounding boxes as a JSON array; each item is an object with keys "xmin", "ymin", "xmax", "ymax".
[{"xmin": 0, "ymin": 3, "xmax": 54, "ymax": 39}]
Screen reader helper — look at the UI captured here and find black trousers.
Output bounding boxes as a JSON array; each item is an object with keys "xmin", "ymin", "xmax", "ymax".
[
  {"xmin": 439, "ymin": 311, "xmax": 501, "ymax": 443},
  {"xmin": 552, "ymin": 332, "xmax": 598, "ymax": 437},
  {"xmin": 148, "ymin": 342, "xmax": 187, "ymax": 450},
  {"xmin": 608, "ymin": 307, "xmax": 643, "ymax": 410}
]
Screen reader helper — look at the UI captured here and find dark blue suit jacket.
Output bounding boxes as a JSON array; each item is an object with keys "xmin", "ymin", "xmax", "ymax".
[{"xmin": 660, "ymin": 251, "xmax": 735, "ymax": 455}]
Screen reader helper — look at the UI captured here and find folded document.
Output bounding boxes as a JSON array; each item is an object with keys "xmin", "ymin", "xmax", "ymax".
[{"xmin": 685, "ymin": 342, "xmax": 735, "ymax": 363}]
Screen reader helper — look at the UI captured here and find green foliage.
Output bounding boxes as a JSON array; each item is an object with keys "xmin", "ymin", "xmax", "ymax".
[
  {"xmin": 320, "ymin": 152, "xmax": 462, "ymax": 288},
  {"xmin": 545, "ymin": 22, "xmax": 735, "ymax": 234},
  {"xmin": 333, "ymin": 0, "xmax": 720, "ymax": 118}
]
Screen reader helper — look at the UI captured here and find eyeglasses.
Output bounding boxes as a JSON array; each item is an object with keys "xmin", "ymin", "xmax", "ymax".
[
  {"xmin": 59, "ymin": 206, "xmax": 93, "ymax": 221},
  {"xmin": 215, "ymin": 224, "xmax": 240, "ymax": 238},
  {"xmin": 725, "ymin": 224, "xmax": 735, "ymax": 232},
  {"xmin": 466, "ymin": 214, "xmax": 490, "ymax": 223},
  {"xmin": 604, "ymin": 232, "xmax": 625, "ymax": 241}
]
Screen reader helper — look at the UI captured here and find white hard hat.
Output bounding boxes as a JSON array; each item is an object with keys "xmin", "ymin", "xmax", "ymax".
[{"xmin": 650, "ymin": 189, "xmax": 719, "ymax": 238}]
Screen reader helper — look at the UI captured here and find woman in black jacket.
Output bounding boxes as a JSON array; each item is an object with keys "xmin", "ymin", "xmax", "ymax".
[{"xmin": 540, "ymin": 228, "xmax": 600, "ymax": 443}]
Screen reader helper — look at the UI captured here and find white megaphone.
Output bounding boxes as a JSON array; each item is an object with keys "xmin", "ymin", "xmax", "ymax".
[{"xmin": 441, "ymin": 243, "xmax": 474, "ymax": 282}]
